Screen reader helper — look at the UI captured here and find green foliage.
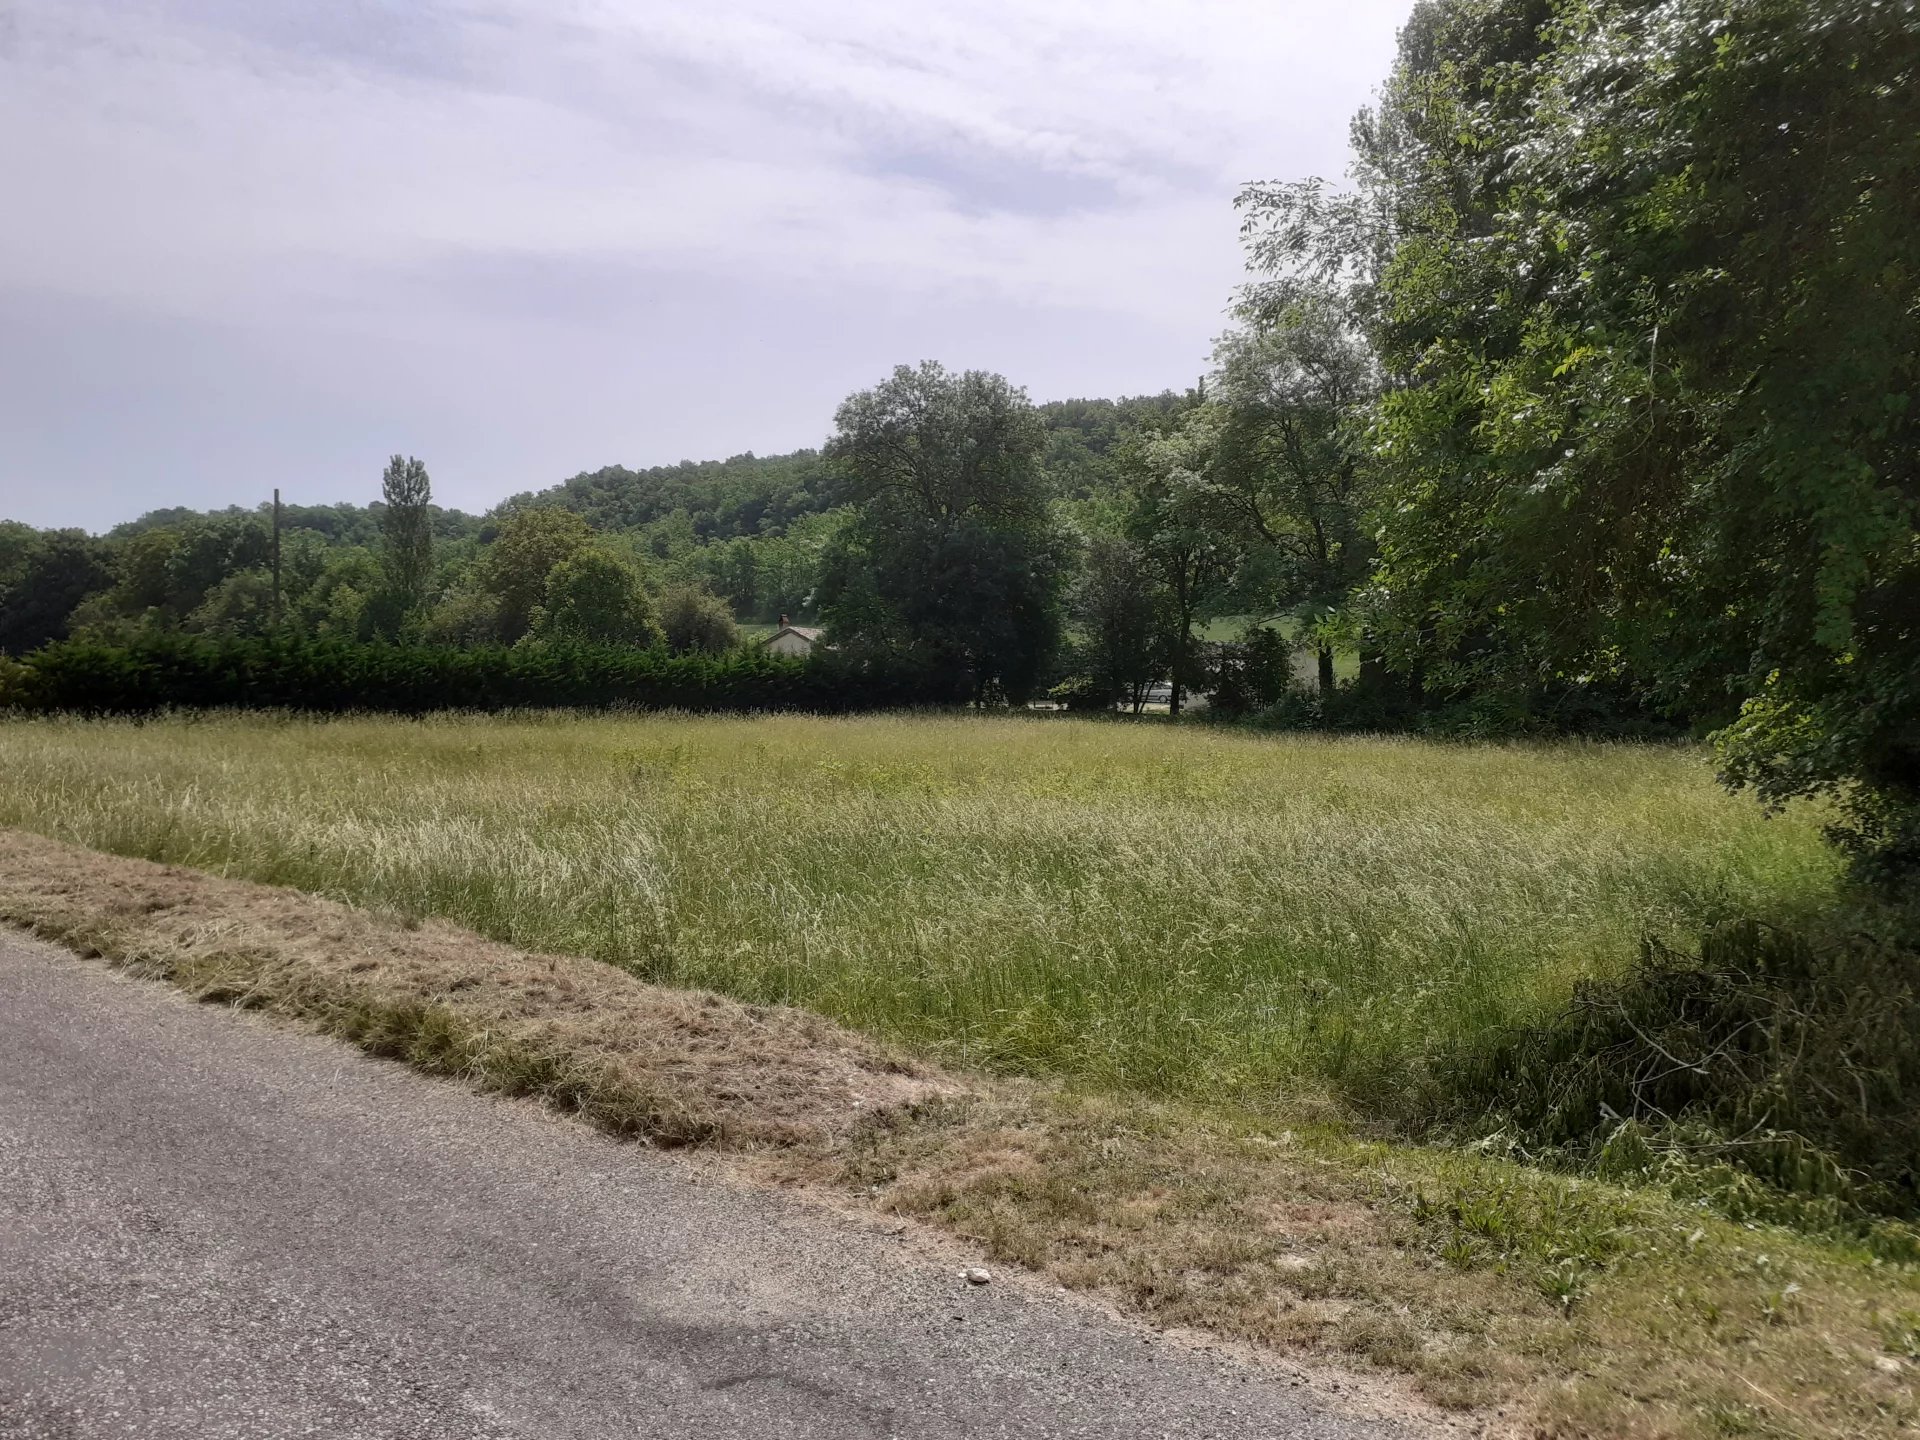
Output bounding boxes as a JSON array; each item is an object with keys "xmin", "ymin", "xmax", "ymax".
[
  {"xmin": 0, "ymin": 522, "xmax": 37, "ymax": 588},
  {"xmin": 1306, "ymin": 0, "xmax": 1920, "ymax": 880},
  {"xmin": 829, "ymin": 362, "xmax": 1054, "ymax": 533},
  {"xmin": 0, "ymin": 528, "xmax": 112, "ymax": 655},
  {"xmin": 1069, "ymin": 535, "xmax": 1164, "ymax": 711},
  {"xmin": 111, "ymin": 500, "xmax": 483, "ymax": 547},
  {"xmin": 1419, "ymin": 913, "xmax": 1920, "ymax": 1237},
  {"xmin": 1208, "ymin": 625, "xmax": 1298, "ymax": 718},
  {"xmin": 658, "ymin": 584, "xmax": 739, "ymax": 656},
  {"xmin": 291, "ymin": 546, "xmax": 383, "ymax": 638},
  {"xmin": 1208, "ymin": 288, "xmax": 1379, "ymax": 695},
  {"xmin": 665, "ymin": 509, "xmax": 847, "ymax": 623},
  {"xmin": 12, "ymin": 633, "xmax": 936, "ymax": 715},
  {"xmin": 184, "ymin": 568, "xmax": 278, "ymax": 637},
  {"xmin": 1120, "ymin": 407, "xmax": 1240, "ymax": 714},
  {"xmin": 528, "ymin": 550, "xmax": 661, "ymax": 648},
  {"xmin": 501, "ymin": 450, "xmax": 834, "ymax": 540},
  {"xmin": 160, "ymin": 515, "xmax": 274, "ymax": 611},
  {"xmin": 378, "ymin": 455, "xmax": 434, "ymax": 618},
  {"xmin": 492, "ymin": 399, "xmax": 1182, "ymax": 543},
  {"xmin": 478, "ymin": 507, "xmax": 594, "ymax": 643},
  {"xmin": 418, "ymin": 585, "xmax": 502, "ymax": 647},
  {"xmin": 100, "ymin": 527, "xmax": 182, "ymax": 615},
  {"xmin": 1034, "ymin": 394, "xmax": 1188, "ymax": 500},
  {"xmin": 821, "ymin": 363, "xmax": 1068, "ymax": 703},
  {"xmin": 0, "ymin": 653, "xmax": 35, "ymax": 709}
]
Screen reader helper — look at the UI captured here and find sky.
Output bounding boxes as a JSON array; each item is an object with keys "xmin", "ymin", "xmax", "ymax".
[{"xmin": 0, "ymin": 0, "xmax": 1413, "ymax": 532}]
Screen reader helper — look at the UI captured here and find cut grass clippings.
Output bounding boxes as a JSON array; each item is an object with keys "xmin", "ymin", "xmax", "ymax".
[
  {"xmin": 3, "ymin": 828, "xmax": 1917, "ymax": 1440},
  {"xmin": 0, "ymin": 827, "xmax": 941, "ymax": 1149}
]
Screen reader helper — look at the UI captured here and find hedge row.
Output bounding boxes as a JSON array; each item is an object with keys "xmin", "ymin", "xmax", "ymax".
[{"xmin": 1, "ymin": 634, "xmax": 941, "ymax": 716}]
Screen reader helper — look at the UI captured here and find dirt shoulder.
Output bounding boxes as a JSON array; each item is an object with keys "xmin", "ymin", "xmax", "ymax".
[
  {"xmin": 3, "ymin": 827, "xmax": 1916, "ymax": 1440},
  {"xmin": 0, "ymin": 827, "xmax": 943, "ymax": 1149}
]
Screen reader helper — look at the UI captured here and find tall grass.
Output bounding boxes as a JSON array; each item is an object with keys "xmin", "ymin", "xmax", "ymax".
[{"xmin": 0, "ymin": 711, "xmax": 1842, "ymax": 1118}]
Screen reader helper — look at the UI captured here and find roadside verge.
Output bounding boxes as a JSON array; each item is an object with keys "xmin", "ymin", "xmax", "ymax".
[
  {"xmin": 0, "ymin": 827, "xmax": 941, "ymax": 1149},
  {"xmin": 3, "ymin": 826, "xmax": 1915, "ymax": 1440}
]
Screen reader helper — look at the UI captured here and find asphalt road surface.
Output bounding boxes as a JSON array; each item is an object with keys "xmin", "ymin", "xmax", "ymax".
[{"xmin": 0, "ymin": 933, "xmax": 1422, "ymax": 1440}]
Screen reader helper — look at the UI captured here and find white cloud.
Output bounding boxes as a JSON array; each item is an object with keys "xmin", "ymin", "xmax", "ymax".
[{"xmin": 0, "ymin": 0, "xmax": 1411, "ymax": 526}]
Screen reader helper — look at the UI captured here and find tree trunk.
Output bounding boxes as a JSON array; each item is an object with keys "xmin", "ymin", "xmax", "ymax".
[
  {"xmin": 1317, "ymin": 645, "xmax": 1335, "ymax": 699},
  {"xmin": 1169, "ymin": 568, "xmax": 1192, "ymax": 720}
]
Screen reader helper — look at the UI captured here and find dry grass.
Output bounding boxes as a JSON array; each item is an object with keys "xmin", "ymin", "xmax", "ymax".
[
  {"xmin": 840, "ymin": 1098, "xmax": 1920, "ymax": 1440},
  {"xmin": 5, "ymin": 826, "xmax": 1919, "ymax": 1440},
  {"xmin": 0, "ymin": 828, "xmax": 943, "ymax": 1148}
]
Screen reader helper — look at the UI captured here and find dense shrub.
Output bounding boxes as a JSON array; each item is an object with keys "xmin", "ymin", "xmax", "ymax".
[
  {"xmin": 7, "ymin": 634, "xmax": 938, "ymax": 716},
  {"xmin": 658, "ymin": 585, "xmax": 740, "ymax": 657},
  {"xmin": 1410, "ymin": 914, "xmax": 1920, "ymax": 1234},
  {"xmin": 1207, "ymin": 628, "xmax": 1296, "ymax": 718},
  {"xmin": 1046, "ymin": 674, "xmax": 1116, "ymax": 713},
  {"xmin": 0, "ymin": 653, "xmax": 33, "ymax": 709}
]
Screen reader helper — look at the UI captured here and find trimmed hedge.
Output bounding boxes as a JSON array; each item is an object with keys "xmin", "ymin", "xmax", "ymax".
[{"xmin": 3, "ymin": 634, "xmax": 939, "ymax": 716}]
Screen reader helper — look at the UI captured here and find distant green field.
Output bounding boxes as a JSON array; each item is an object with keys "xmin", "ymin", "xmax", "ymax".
[
  {"xmin": 1194, "ymin": 613, "xmax": 1354, "ymax": 673},
  {"xmin": 1196, "ymin": 612, "xmax": 1284, "ymax": 642},
  {"xmin": 0, "ymin": 712, "xmax": 1838, "ymax": 1116}
]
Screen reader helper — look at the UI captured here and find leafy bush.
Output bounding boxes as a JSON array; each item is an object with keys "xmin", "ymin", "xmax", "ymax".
[
  {"xmin": 1414, "ymin": 913, "xmax": 1920, "ymax": 1231},
  {"xmin": 658, "ymin": 585, "xmax": 739, "ymax": 656},
  {"xmin": 1045, "ymin": 675, "xmax": 1111, "ymax": 712},
  {"xmin": 528, "ymin": 551, "xmax": 660, "ymax": 648},
  {"xmin": 9, "ymin": 633, "xmax": 936, "ymax": 716},
  {"xmin": 0, "ymin": 653, "xmax": 36, "ymax": 709},
  {"xmin": 1208, "ymin": 627, "xmax": 1296, "ymax": 718}
]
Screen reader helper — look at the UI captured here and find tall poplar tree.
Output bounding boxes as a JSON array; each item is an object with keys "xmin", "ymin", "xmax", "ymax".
[{"xmin": 379, "ymin": 455, "xmax": 434, "ymax": 618}]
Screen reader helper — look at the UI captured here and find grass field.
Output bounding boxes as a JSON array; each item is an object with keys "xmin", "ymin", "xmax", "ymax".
[
  {"xmin": 9, "ymin": 710, "xmax": 1919, "ymax": 1437},
  {"xmin": 0, "ymin": 711, "xmax": 1841, "ymax": 1124}
]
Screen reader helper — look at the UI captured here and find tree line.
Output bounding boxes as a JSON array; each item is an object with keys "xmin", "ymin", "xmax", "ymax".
[
  {"xmin": 0, "ymin": 396, "xmax": 1173, "ymax": 659},
  {"xmin": 2, "ymin": 0, "xmax": 1913, "ymax": 878}
]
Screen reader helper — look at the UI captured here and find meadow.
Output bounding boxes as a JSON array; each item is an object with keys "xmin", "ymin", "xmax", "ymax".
[{"xmin": 0, "ymin": 710, "xmax": 1841, "ymax": 1125}]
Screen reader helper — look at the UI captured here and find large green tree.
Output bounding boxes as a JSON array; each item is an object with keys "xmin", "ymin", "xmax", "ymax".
[
  {"xmin": 477, "ymin": 507, "xmax": 594, "ymax": 643},
  {"xmin": 528, "ymin": 549, "xmax": 661, "ymax": 647},
  {"xmin": 0, "ymin": 527, "xmax": 111, "ymax": 655},
  {"xmin": 1247, "ymin": 0, "xmax": 1919, "ymax": 873},
  {"xmin": 819, "ymin": 363, "xmax": 1067, "ymax": 704},
  {"xmin": 1122, "ymin": 409, "xmax": 1239, "ymax": 717},
  {"xmin": 1208, "ymin": 289, "xmax": 1378, "ymax": 697}
]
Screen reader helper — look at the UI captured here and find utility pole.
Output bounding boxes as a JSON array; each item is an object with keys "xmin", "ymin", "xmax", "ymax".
[{"xmin": 271, "ymin": 487, "xmax": 283, "ymax": 626}]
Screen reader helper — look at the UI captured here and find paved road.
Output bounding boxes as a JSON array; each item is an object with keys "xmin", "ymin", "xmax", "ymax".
[{"xmin": 0, "ymin": 934, "xmax": 1419, "ymax": 1440}]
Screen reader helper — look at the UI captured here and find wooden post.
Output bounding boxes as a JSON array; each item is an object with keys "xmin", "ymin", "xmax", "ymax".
[{"xmin": 271, "ymin": 487, "xmax": 282, "ymax": 625}]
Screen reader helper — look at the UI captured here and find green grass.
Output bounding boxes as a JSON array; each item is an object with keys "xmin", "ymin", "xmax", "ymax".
[
  {"xmin": 1196, "ymin": 611, "xmax": 1285, "ymax": 641},
  {"xmin": 1195, "ymin": 612, "xmax": 1360, "ymax": 680},
  {"xmin": 7, "ymin": 709, "xmax": 1912, "ymax": 1437},
  {"xmin": 0, "ymin": 711, "xmax": 1841, "ymax": 1118}
]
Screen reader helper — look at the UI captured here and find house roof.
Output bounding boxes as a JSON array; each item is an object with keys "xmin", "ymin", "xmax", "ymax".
[{"xmin": 767, "ymin": 625, "xmax": 824, "ymax": 642}]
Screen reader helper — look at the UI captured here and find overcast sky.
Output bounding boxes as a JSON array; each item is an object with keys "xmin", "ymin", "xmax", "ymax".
[{"xmin": 1, "ymin": 0, "xmax": 1413, "ymax": 531}]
